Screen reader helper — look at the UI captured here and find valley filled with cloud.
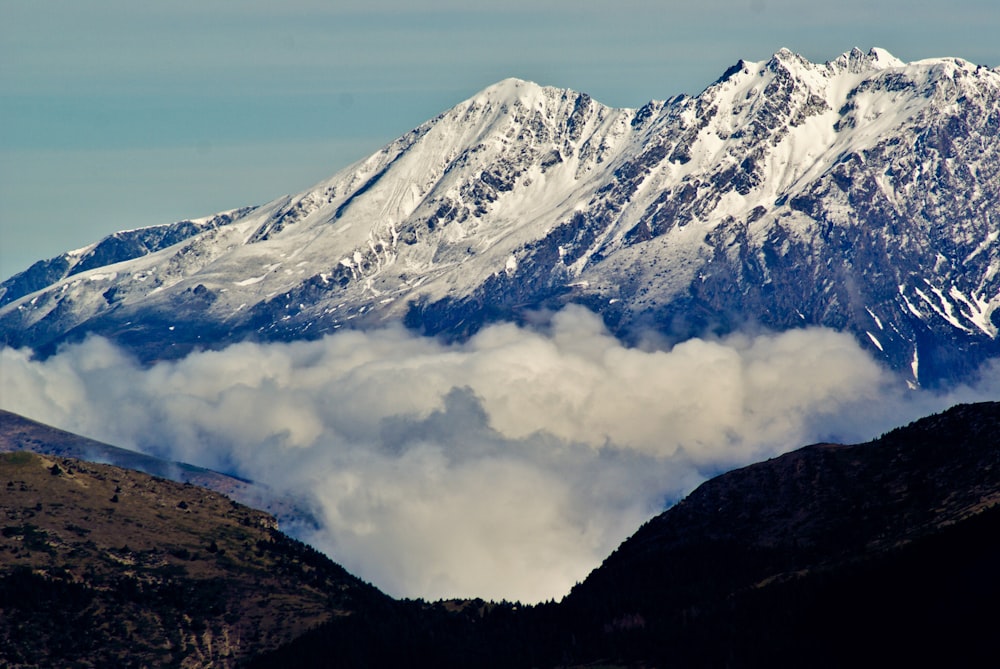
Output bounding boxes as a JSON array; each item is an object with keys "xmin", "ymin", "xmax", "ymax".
[{"xmin": 2, "ymin": 306, "xmax": 997, "ymax": 602}]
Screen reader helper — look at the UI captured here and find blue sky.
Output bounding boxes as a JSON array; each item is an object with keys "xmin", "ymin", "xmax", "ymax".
[{"xmin": 2, "ymin": 0, "xmax": 998, "ymax": 280}]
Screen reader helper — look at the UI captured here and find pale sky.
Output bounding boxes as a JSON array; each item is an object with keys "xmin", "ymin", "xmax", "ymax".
[{"xmin": 2, "ymin": 0, "xmax": 998, "ymax": 280}]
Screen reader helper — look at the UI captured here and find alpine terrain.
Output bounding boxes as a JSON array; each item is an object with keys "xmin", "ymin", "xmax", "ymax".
[{"xmin": 2, "ymin": 47, "xmax": 999, "ymax": 386}]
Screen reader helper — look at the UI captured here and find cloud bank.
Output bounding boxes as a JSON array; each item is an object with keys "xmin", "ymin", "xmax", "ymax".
[{"xmin": 2, "ymin": 306, "xmax": 997, "ymax": 602}]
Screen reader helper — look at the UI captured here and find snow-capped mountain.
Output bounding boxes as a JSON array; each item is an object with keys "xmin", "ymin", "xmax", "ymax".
[{"xmin": 2, "ymin": 47, "xmax": 999, "ymax": 386}]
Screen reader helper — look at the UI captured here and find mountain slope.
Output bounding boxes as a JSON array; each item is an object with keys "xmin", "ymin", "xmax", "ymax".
[
  {"xmin": 0, "ymin": 451, "xmax": 394, "ymax": 668},
  {"xmin": 2, "ymin": 48, "xmax": 999, "ymax": 384}
]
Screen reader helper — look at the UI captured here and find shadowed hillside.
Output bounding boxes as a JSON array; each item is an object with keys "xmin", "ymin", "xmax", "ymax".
[
  {"xmin": 556, "ymin": 400, "xmax": 1000, "ymax": 667},
  {"xmin": 252, "ymin": 401, "xmax": 1000, "ymax": 668}
]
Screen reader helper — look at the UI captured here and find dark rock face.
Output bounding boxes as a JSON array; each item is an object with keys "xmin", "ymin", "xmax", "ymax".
[{"xmin": 1, "ymin": 50, "xmax": 998, "ymax": 387}]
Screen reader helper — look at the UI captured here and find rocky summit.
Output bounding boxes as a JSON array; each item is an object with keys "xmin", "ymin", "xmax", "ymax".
[{"xmin": 2, "ymin": 48, "xmax": 998, "ymax": 386}]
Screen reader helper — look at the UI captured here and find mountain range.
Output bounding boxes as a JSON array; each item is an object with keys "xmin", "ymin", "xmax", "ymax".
[{"xmin": 2, "ymin": 47, "xmax": 999, "ymax": 386}]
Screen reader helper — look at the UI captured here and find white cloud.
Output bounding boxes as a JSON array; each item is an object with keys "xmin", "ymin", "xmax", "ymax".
[{"xmin": 1, "ymin": 306, "xmax": 997, "ymax": 602}]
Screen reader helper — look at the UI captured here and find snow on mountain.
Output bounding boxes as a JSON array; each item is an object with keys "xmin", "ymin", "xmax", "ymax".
[{"xmin": 2, "ymin": 48, "xmax": 998, "ymax": 386}]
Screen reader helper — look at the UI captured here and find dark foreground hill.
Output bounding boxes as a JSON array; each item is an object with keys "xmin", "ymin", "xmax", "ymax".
[
  {"xmin": 251, "ymin": 401, "xmax": 1000, "ymax": 668},
  {"xmin": 556, "ymin": 400, "xmax": 1000, "ymax": 667},
  {"xmin": 0, "ymin": 451, "xmax": 391, "ymax": 668},
  {"xmin": 3, "ymin": 403, "xmax": 998, "ymax": 667}
]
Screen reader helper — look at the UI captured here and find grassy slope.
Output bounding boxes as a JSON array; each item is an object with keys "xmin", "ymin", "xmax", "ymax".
[{"xmin": 0, "ymin": 451, "xmax": 389, "ymax": 669}]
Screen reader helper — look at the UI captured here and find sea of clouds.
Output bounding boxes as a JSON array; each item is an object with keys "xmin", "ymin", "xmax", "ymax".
[{"xmin": 2, "ymin": 306, "xmax": 998, "ymax": 602}]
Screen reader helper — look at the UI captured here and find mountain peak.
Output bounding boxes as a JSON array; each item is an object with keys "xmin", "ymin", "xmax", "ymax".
[
  {"xmin": 830, "ymin": 46, "xmax": 905, "ymax": 73},
  {"xmin": 866, "ymin": 46, "xmax": 904, "ymax": 67},
  {"xmin": 472, "ymin": 77, "xmax": 549, "ymax": 105},
  {"xmin": 767, "ymin": 46, "xmax": 905, "ymax": 75},
  {"xmin": 768, "ymin": 46, "xmax": 812, "ymax": 69}
]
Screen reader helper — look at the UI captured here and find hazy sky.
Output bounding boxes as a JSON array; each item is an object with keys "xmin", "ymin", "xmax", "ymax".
[{"xmin": 2, "ymin": 0, "xmax": 998, "ymax": 279}]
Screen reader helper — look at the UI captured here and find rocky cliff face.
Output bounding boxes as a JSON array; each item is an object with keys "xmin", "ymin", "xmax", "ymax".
[{"xmin": 2, "ymin": 48, "xmax": 998, "ymax": 386}]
